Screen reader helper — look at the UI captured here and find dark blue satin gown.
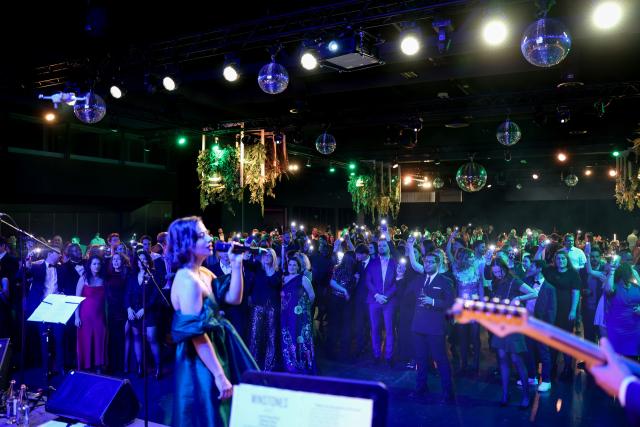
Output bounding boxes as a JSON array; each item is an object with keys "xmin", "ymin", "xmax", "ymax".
[{"xmin": 172, "ymin": 272, "xmax": 258, "ymax": 427}]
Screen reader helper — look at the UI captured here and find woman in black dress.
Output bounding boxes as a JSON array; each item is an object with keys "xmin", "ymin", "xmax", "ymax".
[
  {"xmin": 489, "ymin": 258, "xmax": 538, "ymax": 408},
  {"xmin": 538, "ymin": 247, "xmax": 582, "ymax": 380},
  {"xmin": 125, "ymin": 251, "xmax": 161, "ymax": 378},
  {"xmin": 247, "ymin": 248, "xmax": 282, "ymax": 371},
  {"xmin": 105, "ymin": 252, "xmax": 130, "ymax": 373}
]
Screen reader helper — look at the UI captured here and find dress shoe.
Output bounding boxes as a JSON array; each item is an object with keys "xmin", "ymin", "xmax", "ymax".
[
  {"xmin": 439, "ymin": 393, "xmax": 456, "ymax": 405},
  {"xmin": 519, "ymin": 394, "xmax": 531, "ymax": 409},
  {"xmin": 499, "ymin": 393, "xmax": 510, "ymax": 407}
]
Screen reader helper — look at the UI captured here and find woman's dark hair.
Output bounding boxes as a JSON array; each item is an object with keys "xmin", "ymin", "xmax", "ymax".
[
  {"xmin": 490, "ymin": 257, "xmax": 511, "ymax": 280},
  {"xmin": 108, "ymin": 252, "xmax": 131, "ymax": 276},
  {"xmin": 615, "ymin": 263, "xmax": 636, "ymax": 286},
  {"xmin": 286, "ymin": 256, "xmax": 303, "ymax": 274},
  {"xmin": 336, "ymin": 250, "xmax": 358, "ymax": 277},
  {"xmin": 85, "ymin": 255, "xmax": 105, "ymax": 281},
  {"xmin": 134, "ymin": 250, "xmax": 154, "ymax": 273},
  {"xmin": 167, "ymin": 216, "xmax": 201, "ymax": 269},
  {"xmin": 553, "ymin": 249, "xmax": 576, "ymax": 271}
]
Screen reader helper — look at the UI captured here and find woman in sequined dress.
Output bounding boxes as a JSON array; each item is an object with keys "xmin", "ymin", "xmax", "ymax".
[
  {"xmin": 281, "ymin": 257, "xmax": 316, "ymax": 374},
  {"xmin": 247, "ymin": 248, "xmax": 282, "ymax": 371}
]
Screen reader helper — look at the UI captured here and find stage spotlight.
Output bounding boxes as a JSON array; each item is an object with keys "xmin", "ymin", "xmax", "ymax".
[
  {"xmin": 403, "ymin": 175, "xmax": 413, "ymax": 185},
  {"xmin": 593, "ymin": 1, "xmax": 623, "ymax": 30},
  {"xmin": 609, "ymin": 168, "xmax": 617, "ymax": 177},
  {"xmin": 482, "ymin": 19, "xmax": 508, "ymax": 46},
  {"xmin": 162, "ymin": 76, "xmax": 177, "ymax": 91},
  {"xmin": 223, "ymin": 65, "xmax": 239, "ymax": 82},
  {"xmin": 300, "ymin": 52, "xmax": 318, "ymax": 70},
  {"xmin": 392, "ymin": 162, "xmax": 399, "ymax": 169},
  {"xmin": 44, "ymin": 112, "xmax": 56, "ymax": 122},
  {"xmin": 400, "ymin": 34, "xmax": 420, "ymax": 56},
  {"xmin": 584, "ymin": 168, "xmax": 593, "ymax": 176},
  {"xmin": 328, "ymin": 40, "xmax": 339, "ymax": 52},
  {"xmin": 557, "ymin": 152, "xmax": 568, "ymax": 162},
  {"xmin": 532, "ymin": 173, "xmax": 539, "ymax": 180},
  {"xmin": 109, "ymin": 85, "xmax": 124, "ymax": 99}
]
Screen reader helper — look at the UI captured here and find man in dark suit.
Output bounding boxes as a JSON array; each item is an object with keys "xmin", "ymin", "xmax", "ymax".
[
  {"xmin": 401, "ymin": 251, "xmax": 455, "ymax": 403},
  {"xmin": 353, "ymin": 244, "xmax": 372, "ymax": 359},
  {"xmin": 524, "ymin": 259, "xmax": 557, "ymax": 392},
  {"xmin": 366, "ymin": 239, "xmax": 398, "ymax": 366},
  {"xmin": 27, "ymin": 246, "xmax": 65, "ymax": 378}
]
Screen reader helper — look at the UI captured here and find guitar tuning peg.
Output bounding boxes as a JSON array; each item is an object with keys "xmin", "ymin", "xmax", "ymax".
[
  {"xmin": 503, "ymin": 299, "xmax": 511, "ymax": 305},
  {"xmin": 514, "ymin": 299, "xmax": 521, "ymax": 306},
  {"xmin": 483, "ymin": 296, "xmax": 490, "ymax": 302},
  {"xmin": 491, "ymin": 297, "xmax": 500, "ymax": 304}
]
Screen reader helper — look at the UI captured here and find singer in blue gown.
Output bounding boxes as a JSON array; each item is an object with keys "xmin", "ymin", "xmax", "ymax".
[{"xmin": 168, "ymin": 217, "xmax": 258, "ymax": 427}]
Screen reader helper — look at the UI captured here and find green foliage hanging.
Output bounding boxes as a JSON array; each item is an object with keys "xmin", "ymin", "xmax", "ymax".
[
  {"xmin": 197, "ymin": 145, "xmax": 242, "ymax": 212},
  {"xmin": 348, "ymin": 168, "xmax": 401, "ymax": 221},
  {"xmin": 243, "ymin": 143, "xmax": 280, "ymax": 214}
]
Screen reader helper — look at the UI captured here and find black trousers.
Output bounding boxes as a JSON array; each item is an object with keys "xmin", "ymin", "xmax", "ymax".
[
  {"xmin": 353, "ymin": 292, "xmax": 370, "ymax": 355},
  {"xmin": 413, "ymin": 332, "xmax": 453, "ymax": 395},
  {"xmin": 326, "ymin": 294, "xmax": 354, "ymax": 357}
]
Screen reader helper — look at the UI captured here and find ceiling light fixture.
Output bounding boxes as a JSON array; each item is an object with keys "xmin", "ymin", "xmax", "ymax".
[
  {"xmin": 300, "ymin": 52, "xmax": 319, "ymax": 70},
  {"xmin": 482, "ymin": 18, "xmax": 508, "ymax": 46},
  {"xmin": 162, "ymin": 76, "xmax": 177, "ymax": 91},
  {"xmin": 593, "ymin": 1, "xmax": 623, "ymax": 30}
]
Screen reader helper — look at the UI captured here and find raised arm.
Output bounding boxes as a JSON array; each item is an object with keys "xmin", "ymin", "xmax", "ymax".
[
  {"xmin": 406, "ymin": 236, "xmax": 424, "ymax": 274},
  {"xmin": 224, "ymin": 244, "xmax": 244, "ymax": 305}
]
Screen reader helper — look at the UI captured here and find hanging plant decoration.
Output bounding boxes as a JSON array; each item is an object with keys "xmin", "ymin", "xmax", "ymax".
[
  {"xmin": 347, "ymin": 162, "xmax": 401, "ymax": 221},
  {"xmin": 197, "ymin": 144, "xmax": 242, "ymax": 212},
  {"xmin": 614, "ymin": 131, "xmax": 640, "ymax": 211},
  {"xmin": 197, "ymin": 128, "xmax": 288, "ymax": 215}
]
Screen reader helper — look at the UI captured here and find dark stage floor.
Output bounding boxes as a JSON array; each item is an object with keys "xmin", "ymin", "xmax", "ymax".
[{"xmin": 24, "ymin": 345, "xmax": 627, "ymax": 427}]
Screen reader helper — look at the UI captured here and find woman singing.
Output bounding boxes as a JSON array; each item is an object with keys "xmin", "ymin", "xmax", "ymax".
[{"xmin": 169, "ymin": 217, "xmax": 258, "ymax": 427}]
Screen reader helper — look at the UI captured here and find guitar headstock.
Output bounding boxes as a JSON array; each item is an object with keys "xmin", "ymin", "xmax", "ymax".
[{"xmin": 448, "ymin": 298, "xmax": 529, "ymax": 337}]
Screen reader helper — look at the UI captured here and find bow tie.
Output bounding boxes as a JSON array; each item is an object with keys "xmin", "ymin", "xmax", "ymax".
[{"xmin": 47, "ymin": 264, "xmax": 55, "ymax": 269}]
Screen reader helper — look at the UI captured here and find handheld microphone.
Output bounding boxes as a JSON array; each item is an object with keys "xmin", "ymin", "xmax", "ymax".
[{"xmin": 214, "ymin": 241, "xmax": 264, "ymax": 255}]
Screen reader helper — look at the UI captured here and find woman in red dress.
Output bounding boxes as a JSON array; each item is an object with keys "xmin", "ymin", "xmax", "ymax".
[{"xmin": 75, "ymin": 255, "xmax": 108, "ymax": 372}]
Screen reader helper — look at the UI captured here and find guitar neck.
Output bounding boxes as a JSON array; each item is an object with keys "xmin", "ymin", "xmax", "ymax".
[{"xmin": 525, "ymin": 317, "xmax": 640, "ymax": 376}]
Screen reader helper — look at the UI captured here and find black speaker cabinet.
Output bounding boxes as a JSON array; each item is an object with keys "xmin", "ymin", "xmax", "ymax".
[
  {"xmin": 46, "ymin": 371, "xmax": 140, "ymax": 427},
  {"xmin": 0, "ymin": 338, "xmax": 11, "ymax": 390}
]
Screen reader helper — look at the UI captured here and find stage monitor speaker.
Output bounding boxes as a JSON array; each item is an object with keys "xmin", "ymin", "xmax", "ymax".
[
  {"xmin": 46, "ymin": 371, "xmax": 140, "ymax": 427},
  {"xmin": 0, "ymin": 338, "xmax": 11, "ymax": 390}
]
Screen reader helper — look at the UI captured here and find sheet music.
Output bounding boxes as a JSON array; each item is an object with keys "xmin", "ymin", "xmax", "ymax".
[
  {"xmin": 230, "ymin": 384, "xmax": 373, "ymax": 427},
  {"xmin": 27, "ymin": 294, "xmax": 85, "ymax": 324}
]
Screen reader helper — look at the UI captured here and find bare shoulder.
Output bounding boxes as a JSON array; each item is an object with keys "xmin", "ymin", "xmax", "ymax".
[{"xmin": 171, "ymin": 269, "xmax": 204, "ymax": 313}]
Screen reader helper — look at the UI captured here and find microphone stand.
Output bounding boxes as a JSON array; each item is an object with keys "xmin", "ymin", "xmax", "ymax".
[
  {"xmin": 0, "ymin": 214, "xmax": 57, "ymax": 388},
  {"xmin": 135, "ymin": 248, "xmax": 171, "ymax": 427}
]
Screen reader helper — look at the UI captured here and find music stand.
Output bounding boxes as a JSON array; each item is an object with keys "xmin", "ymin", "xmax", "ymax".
[{"xmin": 28, "ymin": 294, "xmax": 84, "ymax": 389}]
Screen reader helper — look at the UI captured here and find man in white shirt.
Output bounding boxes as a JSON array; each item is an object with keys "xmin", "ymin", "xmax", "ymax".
[{"xmin": 563, "ymin": 234, "xmax": 586, "ymax": 270}]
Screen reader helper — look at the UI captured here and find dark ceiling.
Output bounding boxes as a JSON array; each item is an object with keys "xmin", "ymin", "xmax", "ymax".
[{"xmin": 2, "ymin": 0, "xmax": 640, "ymax": 181}]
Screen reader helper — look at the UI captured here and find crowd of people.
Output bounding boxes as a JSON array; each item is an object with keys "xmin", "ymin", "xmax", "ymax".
[{"xmin": 1, "ymin": 221, "xmax": 640, "ymax": 411}]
